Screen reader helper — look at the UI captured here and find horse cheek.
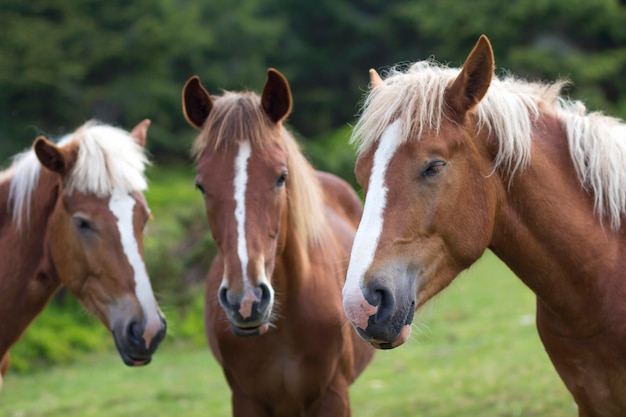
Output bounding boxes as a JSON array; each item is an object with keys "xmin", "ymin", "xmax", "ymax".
[{"xmin": 48, "ymin": 211, "xmax": 86, "ymax": 294}]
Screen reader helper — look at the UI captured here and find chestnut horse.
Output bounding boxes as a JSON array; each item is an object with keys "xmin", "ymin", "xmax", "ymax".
[
  {"xmin": 0, "ymin": 120, "xmax": 166, "ymax": 388},
  {"xmin": 343, "ymin": 35, "xmax": 626, "ymax": 416},
  {"xmin": 182, "ymin": 68, "xmax": 375, "ymax": 416}
]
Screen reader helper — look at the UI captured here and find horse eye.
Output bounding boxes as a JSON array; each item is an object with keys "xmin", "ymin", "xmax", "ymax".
[
  {"xmin": 421, "ymin": 161, "xmax": 447, "ymax": 177},
  {"xmin": 195, "ymin": 182, "xmax": 206, "ymax": 195},
  {"xmin": 276, "ymin": 170, "xmax": 288, "ymax": 187},
  {"xmin": 73, "ymin": 216, "xmax": 93, "ymax": 231}
]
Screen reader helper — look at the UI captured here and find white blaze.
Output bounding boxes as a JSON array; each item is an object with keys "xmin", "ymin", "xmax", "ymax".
[
  {"xmin": 109, "ymin": 189, "xmax": 161, "ymax": 347},
  {"xmin": 233, "ymin": 141, "xmax": 252, "ymax": 286},
  {"xmin": 344, "ymin": 120, "xmax": 404, "ymax": 298}
]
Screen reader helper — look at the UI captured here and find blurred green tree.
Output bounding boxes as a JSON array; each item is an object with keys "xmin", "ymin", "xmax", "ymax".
[
  {"xmin": 388, "ymin": 0, "xmax": 626, "ymax": 115},
  {"xmin": 1, "ymin": 0, "xmax": 625, "ymax": 162},
  {"xmin": 0, "ymin": 0, "xmax": 284, "ymax": 162}
]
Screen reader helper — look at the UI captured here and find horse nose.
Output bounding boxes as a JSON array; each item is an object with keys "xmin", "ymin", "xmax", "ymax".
[
  {"xmin": 126, "ymin": 316, "xmax": 167, "ymax": 352},
  {"xmin": 358, "ymin": 279, "xmax": 414, "ymax": 347},
  {"xmin": 112, "ymin": 313, "xmax": 166, "ymax": 366},
  {"xmin": 219, "ymin": 283, "xmax": 272, "ymax": 320},
  {"xmin": 218, "ymin": 282, "xmax": 273, "ymax": 336}
]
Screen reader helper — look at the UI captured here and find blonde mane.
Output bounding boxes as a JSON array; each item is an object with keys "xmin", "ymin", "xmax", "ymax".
[
  {"xmin": 192, "ymin": 91, "xmax": 328, "ymax": 247},
  {"xmin": 7, "ymin": 120, "xmax": 149, "ymax": 230},
  {"xmin": 352, "ymin": 60, "xmax": 626, "ymax": 230}
]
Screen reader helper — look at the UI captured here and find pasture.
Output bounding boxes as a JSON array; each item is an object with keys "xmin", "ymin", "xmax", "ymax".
[{"xmin": 1, "ymin": 251, "xmax": 574, "ymax": 416}]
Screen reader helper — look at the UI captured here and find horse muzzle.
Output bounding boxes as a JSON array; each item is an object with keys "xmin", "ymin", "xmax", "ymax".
[
  {"xmin": 218, "ymin": 283, "xmax": 273, "ymax": 337},
  {"xmin": 343, "ymin": 276, "xmax": 416, "ymax": 349},
  {"xmin": 112, "ymin": 316, "xmax": 167, "ymax": 366}
]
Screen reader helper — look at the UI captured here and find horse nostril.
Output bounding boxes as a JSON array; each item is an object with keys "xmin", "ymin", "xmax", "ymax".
[
  {"xmin": 365, "ymin": 281, "xmax": 395, "ymax": 322},
  {"xmin": 218, "ymin": 287, "xmax": 233, "ymax": 312},
  {"xmin": 127, "ymin": 321, "xmax": 144, "ymax": 347},
  {"xmin": 257, "ymin": 283, "xmax": 272, "ymax": 313},
  {"xmin": 369, "ymin": 288, "xmax": 383, "ymax": 306}
]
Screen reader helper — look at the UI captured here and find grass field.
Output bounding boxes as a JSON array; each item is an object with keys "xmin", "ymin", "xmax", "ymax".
[{"xmin": 0, "ymin": 251, "xmax": 575, "ymax": 417}]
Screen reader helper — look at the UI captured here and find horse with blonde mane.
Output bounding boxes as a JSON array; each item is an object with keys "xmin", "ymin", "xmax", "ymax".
[
  {"xmin": 182, "ymin": 68, "xmax": 375, "ymax": 416},
  {"xmin": 342, "ymin": 35, "xmax": 626, "ymax": 416},
  {"xmin": 0, "ymin": 120, "xmax": 166, "ymax": 388}
]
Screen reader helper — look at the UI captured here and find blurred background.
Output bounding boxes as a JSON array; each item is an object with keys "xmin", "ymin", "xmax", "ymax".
[
  {"xmin": 1, "ymin": 0, "xmax": 625, "ymax": 415},
  {"xmin": 3, "ymin": 0, "xmax": 626, "ymax": 161}
]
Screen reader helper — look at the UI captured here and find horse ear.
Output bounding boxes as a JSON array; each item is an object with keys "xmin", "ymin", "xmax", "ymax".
[
  {"xmin": 261, "ymin": 68, "xmax": 292, "ymax": 123},
  {"xmin": 182, "ymin": 76, "xmax": 213, "ymax": 130},
  {"xmin": 369, "ymin": 68, "xmax": 383, "ymax": 88},
  {"xmin": 446, "ymin": 34, "xmax": 494, "ymax": 116},
  {"xmin": 129, "ymin": 119, "xmax": 150, "ymax": 147},
  {"xmin": 34, "ymin": 136, "xmax": 72, "ymax": 175}
]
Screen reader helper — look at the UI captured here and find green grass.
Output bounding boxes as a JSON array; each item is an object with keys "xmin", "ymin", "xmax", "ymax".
[{"xmin": 0, "ymin": 251, "xmax": 575, "ymax": 416}]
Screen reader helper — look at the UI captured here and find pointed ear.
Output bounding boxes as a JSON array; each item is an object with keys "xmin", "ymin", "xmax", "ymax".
[
  {"xmin": 34, "ymin": 136, "xmax": 72, "ymax": 175},
  {"xmin": 369, "ymin": 68, "xmax": 383, "ymax": 88},
  {"xmin": 182, "ymin": 76, "xmax": 213, "ymax": 130},
  {"xmin": 129, "ymin": 119, "xmax": 150, "ymax": 147},
  {"xmin": 446, "ymin": 35, "xmax": 494, "ymax": 116},
  {"xmin": 261, "ymin": 68, "xmax": 292, "ymax": 123}
]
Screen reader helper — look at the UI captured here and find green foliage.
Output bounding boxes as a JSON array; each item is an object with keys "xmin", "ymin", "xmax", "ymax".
[
  {"xmin": 2, "ymin": 1, "xmax": 626, "ymax": 162},
  {"xmin": 303, "ymin": 124, "xmax": 359, "ymax": 188},
  {"xmin": 170, "ymin": 289, "xmax": 208, "ymax": 347},
  {"xmin": 143, "ymin": 165, "xmax": 215, "ymax": 307},
  {"xmin": 10, "ymin": 288, "xmax": 207, "ymax": 373},
  {"xmin": 9, "ymin": 296, "xmax": 110, "ymax": 372},
  {"xmin": 0, "ymin": 0, "xmax": 283, "ymax": 161},
  {"xmin": 389, "ymin": 0, "xmax": 626, "ymax": 116}
]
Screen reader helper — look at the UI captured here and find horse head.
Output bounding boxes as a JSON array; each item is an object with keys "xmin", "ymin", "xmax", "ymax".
[
  {"xmin": 183, "ymin": 69, "xmax": 295, "ymax": 336},
  {"xmin": 343, "ymin": 36, "xmax": 499, "ymax": 349},
  {"xmin": 33, "ymin": 121, "xmax": 167, "ymax": 364}
]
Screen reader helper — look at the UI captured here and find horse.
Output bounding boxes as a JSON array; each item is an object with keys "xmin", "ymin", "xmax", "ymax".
[
  {"xmin": 0, "ymin": 120, "xmax": 167, "ymax": 388},
  {"xmin": 342, "ymin": 34, "xmax": 626, "ymax": 417},
  {"xmin": 182, "ymin": 68, "xmax": 375, "ymax": 417}
]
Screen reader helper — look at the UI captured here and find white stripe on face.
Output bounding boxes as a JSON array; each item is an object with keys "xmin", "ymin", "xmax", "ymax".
[
  {"xmin": 344, "ymin": 120, "xmax": 403, "ymax": 299},
  {"xmin": 233, "ymin": 141, "xmax": 252, "ymax": 286},
  {"xmin": 109, "ymin": 189, "xmax": 161, "ymax": 347}
]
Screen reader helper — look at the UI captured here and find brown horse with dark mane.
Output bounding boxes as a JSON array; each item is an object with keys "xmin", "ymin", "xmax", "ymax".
[
  {"xmin": 342, "ymin": 35, "xmax": 626, "ymax": 416},
  {"xmin": 0, "ymin": 120, "xmax": 166, "ymax": 388},
  {"xmin": 182, "ymin": 69, "xmax": 375, "ymax": 416}
]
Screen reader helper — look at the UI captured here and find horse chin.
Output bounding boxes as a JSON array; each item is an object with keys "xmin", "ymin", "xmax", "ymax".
[
  {"xmin": 230, "ymin": 322, "xmax": 270, "ymax": 337},
  {"xmin": 369, "ymin": 324, "xmax": 412, "ymax": 350},
  {"xmin": 119, "ymin": 351, "xmax": 152, "ymax": 367}
]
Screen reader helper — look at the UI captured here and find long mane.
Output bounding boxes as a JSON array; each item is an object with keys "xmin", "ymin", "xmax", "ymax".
[
  {"xmin": 351, "ymin": 60, "xmax": 626, "ymax": 230},
  {"xmin": 7, "ymin": 120, "xmax": 149, "ymax": 230},
  {"xmin": 192, "ymin": 91, "xmax": 328, "ymax": 247}
]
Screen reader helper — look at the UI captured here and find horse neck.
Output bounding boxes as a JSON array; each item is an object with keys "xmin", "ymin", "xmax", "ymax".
[
  {"xmin": 0, "ymin": 169, "xmax": 62, "ymax": 354},
  {"xmin": 489, "ymin": 113, "xmax": 623, "ymax": 336}
]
